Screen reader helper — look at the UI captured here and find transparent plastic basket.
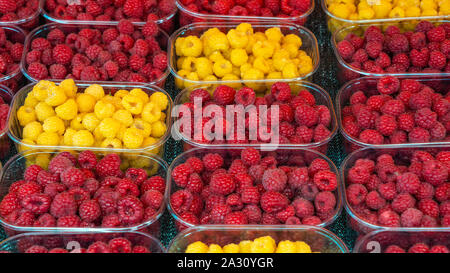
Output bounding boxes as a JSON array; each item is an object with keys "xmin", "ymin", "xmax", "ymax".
[
  {"xmin": 0, "ymin": 0, "xmax": 41, "ymax": 30},
  {"xmin": 21, "ymin": 22, "xmax": 170, "ymax": 86},
  {"xmin": 336, "ymin": 76, "xmax": 450, "ymax": 154},
  {"xmin": 167, "ymin": 225, "xmax": 349, "ymax": 253},
  {"xmin": 0, "ymin": 84, "xmax": 13, "ymax": 160},
  {"xmin": 40, "ymin": 0, "xmax": 178, "ymax": 33},
  {"xmin": 340, "ymin": 146, "xmax": 450, "ymax": 235},
  {"xmin": 353, "ymin": 229, "xmax": 450, "ymax": 253},
  {"xmin": 176, "ymin": 0, "xmax": 314, "ymax": 27},
  {"xmin": 168, "ymin": 147, "xmax": 343, "ymax": 231},
  {"xmin": 8, "ymin": 81, "xmax": 173, "ymax": 156},
  {"xmin": 173, "ymin": 80, "xmax": 338, "ymax": 154},
  {"xmin": 321, "ymin": 0, "xmax": 450, "ymax": 33},
  {"xmin": 0, "ymin": 150, "xmax": 169, "ymax": 235},
  {"xmin": 168, "ymin": 22, "xmax": 320, "ymax": 90},
  {"xmin": 0, "ymin": 26, "xmax": 26, "ymax": 93},
  {"xmin": 0, "ymin": 231, "xmax": 165, "ymax": 253},
  {"xmin": 331, "ymin": 21, "xmax": 450, "ymax": 84}
]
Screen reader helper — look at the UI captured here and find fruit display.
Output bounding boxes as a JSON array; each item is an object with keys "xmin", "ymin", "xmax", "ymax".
[
  {"xmin": 0, "ymin": 232, "xmax": 165, "ymax": 253},
  {"xmin": 42, "ymin": 0, "xmax": 177, "ymax": 32},
  {"xmin": 11, "ymin": 80, "xmax": 170, "ymax": 153},
  {"xmin": 23, "ymin": 21, "xmax": 169, "ymax": 84},
  {"xmin": 0, "ymin": 87, "xmax": 11, "ymax": 133},
  {"xmin": 338, "ymin": 76, "xmax": 449, "ymax": 152},
  {"xmin": 342, "ymin": 147, "xmax": 450, "ymax": 233},
  {"xmin": 0, "ymin": 26, "xmax": 26, "ymax": 93},
  {"xmin": 169, "ymin": 148, "xmax": 341, "ymax": 230},
  {"xmin": 354, "ymin": 230, "xmax": 450, "ymax": 253},
  {"xmin": 0, "ymin": 150, "xmax": 168, "ymax": 233},
  {"xmin": 184, "ymin": 236, "xmax": 314, "ymax": 253},
  {"xmin": 0, "ymin": 0, "xmax": 40, "ymax": 29},
  {"xmin": 324, "ymin": 0, "xmax": 450, "ymax": 33},
  {"xmin": 177, "ymin": 0, "xmax": 313, "ymax": 26},
  {"xmin": 174, "ymin": 81, "xmax": 336, "ymax": 152},
  {"xmin": 334, "ymin": 21, "xmax": 450, "ymax": 82},
  {"xmin": 171, "ymin": 23, "xmax": 318, "ymax": 90}
]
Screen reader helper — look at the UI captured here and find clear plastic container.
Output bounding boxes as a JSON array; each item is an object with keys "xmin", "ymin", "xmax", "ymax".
[
  {"xmin": 8, "ymin": 81, "xmax": 173, "ymax": 156},
  {"xmin": 0, "ymin": 26, "xmax": 26, "ymax": 93},
  {"xmin": 21, "ymin": 22, "xmax": 170, "ymax": 86},
  {"xmin": 321, "ymin": 0, "xmax": 450, "ymax": 34},
  {"xmin": 176, "ymin": 0, "xmax": 314, "ymax": 27},
  {"xmin": 340, "ymin": 146, "xmax": 450, "ymax": 235},
  {"xmin": 0, "ymin": 150, "xmax": 169, "ymax": 236},
  {"xmin": 40, "ymin": 0, "xmax": 177, "ymax": 33},
  {"xmin": 354, "ymin": 229, "xmax": 450, "ymax": 253},
  {"xmin": 0, "ymin": 85, "xmax": 13, "ymax": 160},
  {"xmin": 336, "ymin": 76, "xmax": 450, "ymax": 154},
  {"xmin": 173, "ymin": 80, "xmax": 338, "ymax": 154},
  {"xmin": 0, "ymin": 0, "xmax": 40, "ymax": 30},
  {"xmin": 332, "ymin": 22, "xmax": 450, "ymax": 84},
  {"xmin": 168, "ymin": 23, "xmax": 320, "ymax": 90},
  {"xmin": 0, "ymin": 231, "xmax": 165, "ymax": 253},
  {"xmin": 168, "ymin": 147, "xmax": 343, "ymax": 231},
  {"xmin": 167, "ymin": 225, "xmax": 349, "ymax": 253}
]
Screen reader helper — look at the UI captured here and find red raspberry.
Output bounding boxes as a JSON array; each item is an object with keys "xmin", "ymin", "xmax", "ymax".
[
  {"xmin": 34, "ymin": 213, "xmax": 56, "ymax": 227},
  {"xmin": 78, "ymin": 200, "xmax": 101, "ymax": 222},
  {"xmin": 24, "ymin": 165, "xmax": 43, "ymax": 182},
  {"xmin": 96, "ymin": 154, "xmax": 122, "ymax": 178},
  {"xmin": 391, "ymin": 193, "xmax": 416, "ymax": 214},
  {"xmin": 294, "ymin": 104, "xmax": 318, "ymax": 127},
  {"xmin": 109, "ymin": 238, "xmax": 132, "ymax": 253},
  {"xmin": 25, "ymin": 246, "xmax": 48, "ymax": 253},
  {"xmin": 52, "ymin": 44, "xmax": 73, "ymax": 65},
  {"xmin": 422, "ymin": 159, "xmax": 448, "ymax": 186},
  {"xmin": 31, "ymin": 38, "xmax": 51, "ymax": 51},
  {"xmin": 123, "ymin": 0, "xmax": 144, "ymax": 18},
  {"xmin": 427, "ymin": 26, "xmax": 446, "ymax": 43},
  {"xmin": 286, "ymin": 167, "xmax": 308, "ymax": 189},
  {"xmin": 260, "ymin": 191, "xmax": 288, "ymax": 213},
  {"xmin": 116, "ymin": 179, "xmax": 140, "ymax": 197},
  {"xmin": 428, "ymin": 50, "xmax": 446, "ymax": 70},
  {"xmin": 313, "ymin": 170, "xmax": 337, "ymax": 191},
  {"xmin": 365, "ymin": 41, "xmax": 382, "ymax": 59},
  {"xmin": 210, "ymin": 172, "xmax": 235, "ymax": 195},
  {"xmin": 262, "ymin": 168, "xmax": 287, "ymax": 192},
  {"xmin": 399, "ymin": 207, "xmax": 423, "ymax": 227},
  {"xmin": 365, "ymin": 191, "xmax": 386, "ymax": 210},
  {"xmin": 185, "ymin": 173, "xmax": 203, "ymax": 194},
  {"xmin": 378, "ymin": 210, "xmax": 400, "ymax": 227},
  {"xmin": 374, "ymin": 114, "xmax": 397, "ymax": 136},
  {"xmin": 184, "ymin": 157, "xmax": 203, "ymax": 174},
  {"xmin": 337, "ymin": 40, "xmax": 355, "ymax": 61},
  {"xmin": 48, "ymin": 64, "xmax": 66, "ymax": 79},
  {"xmin": 395, "ymin": 112, "xmax": 414, "ymax": 132},
  {"xmin": 418, "ymin": 199, "xmax": 440, "ymax": 218},
  {"xmin": 152, "ymin": 52, "xmax": 167, "ymax": 71},
  {"xmin": 430, "ymin": 245, "xmax": 449, "ymax": 253},
  {"xmin": 50, "ymin": 192, "xmax": 77, "ymax": 218},
  {"xmin": 409, "ymin": 48, "xmax": 429, "ymax": 68},
  {"xmin": 202, "ymin": 153, "xmax": 224, "ymax": 171},
  {"xmin": 271, "ymin": 82, "xmax": 291, "ymax": 102},
  {"xmin": 124, "ymin": 168, "xmax": 147, "ymax": 186},
  {"xmin": 377, "ymin": 76, "xmax": 400, "ymax": 95},
  {"xmin": 16, "ymin": 182, "xmax": 41, "ymax": 200},
  {"xmin": 61, "ymin": 167, "xmax": 86, "ymax": 188},
  {"xmin": 20, "ymin": 193, "xmax": 51, "ymax": 214},
  {"xmin": 117, "ymin": 195, "xmax": 144, "ymax": 225},
  {"xmin": 209, "ymin": 204, "xmax": 231, "ymax": 224},
  {"xmin": 27, "ymin": 62, "xmax": 48, "ymax": 79},
  {"xmin": 43, "ymin": 183, "xmax": 66, "ymax": 198},
  {"xmin": 291, "ymin": 198, "xmax": 313, "ymax": 219},
  {"xmin": 346, "ymin": 184, "xmax": 368, "ymax": 206},
  {"xmin": 140, "ymin": 189, "xmax": 163, "ymax": 210},
  {"xmin": 396, "ymin": 172, "xmax": 420, "ymax": 195},
  {"xmin": 77, "ymin": 150, "xmax": 97, "ymax": 170},
  {"xmin": 224, "ymin": 211, "xmax": 248, "ymax": 225},
  {"xmin": 211, "ymin": 0, "xmax": 233, "ymax": 14},
  {"xmin": 0, "ymin": 193, "xmax": 19, "ymax": 217},
  {"xmin": 413, "ymin": 108, "xmax": 437, "ymax": 130},
  {"xmin": 241, "ymin": 204, "xmax": 261, "ymax": 224},
  {"xmin": 240, "ymin": 148, "xmax": 260, "ymax": 166},
  {"xmin": 359, "ymin": 129, "xmax": 384, "ymax": 144},
  {"xmin": 377, "ymin": 182, "xmax": 397, "ymax": 201},
  {"xmin": 387, "ymin": 34, "xmax": 409, "ymax": 53},
  {"xmin": 314, "ymin": 191, "xmax": 336, "ymax": 214},
  {"xmin": 275, "ymin": 205, "xmax": 295, "ymax": 223},
  {"xmin": 213, "ymin": 85, "xmax": 236, "ymax": 105}
]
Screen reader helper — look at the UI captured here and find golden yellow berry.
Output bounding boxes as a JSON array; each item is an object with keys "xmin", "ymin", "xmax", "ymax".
[
  {"xmin": 180, "ymin": 36, "xmax": 203, "ymax": 57},
  {"xmin": 36, "ymin": 131, "xmax": 60, "ymax": 146},
  {"xmin": 59, "ymin": 78, "xmax": 77, "ymax": 98},
  {"xmin": 43, "ymin": 116, "xmax": 65, "ymax": 135},
  {"xmin": 227, "ymin": 29, "xmax": 248, "ymax": 49},
  {"xmin": 283, "ymin": 34, "xmax": 302, "ymax": 48},
  {"xmin": 17, "ymin": 106, "xmax": 36, "ymax": 126},
  {"xmin": 98, "ymin": 117, "xmax": 121, "ymax": 138},
  {"xmin": 82, "ymin": 113, "xmax": 100, "ymax": 132},
  {"xmin": 223, "ymin": 244, "xmax": 240, "ymax": 253},
  {"xmin": 132, "ymin": 119, "xmax": 152, "ymax": 137},
  {"xmin": 122, "ymin": 94, "xmax": 143, "ymax": 115},
  {"xmin": 142, "ymin": 102, "xmax": 162, "ymax": 123},
  {"xmin": 151, "ymin": 120, "xmax": 167, "ymax": 138},
  {"xmin": 276, "ymin": 241, "xmax": 297, "ymax": 253},
  {"xmin": 101, "ymin": 138, "xmax": 122, "ymax": 149},
  {"xmin": 114, "ymin": 89, "xmax": 129, "ymax": 100},
  {"xmin": 70, "ymin": 113, "xmax": 85, "ymax": 131},
  {"xmin": 94, "ymin": 100, "xmax": 115, "ymax": 119},
  {"xmin": 32, "ymin": 80, "xmax": 56, "ymax": 101},
  {"xmin": 253, "ymin": 57, "xmax": 271, "ymax": 74},
  {"xmin": 150, "ymin": 92, "xmax": 169, "ymax": 111},
  {"xmin": 282, "ymin": 62, "xmax": 299, "ymax": 78},
  {"xmin": 250, "ymin": 236, "xmax": 276, "ymax": 253},
  {"xmin": 55, "ymin": 99, "xmax": 78, "ymax": 120},
  {"xmin": 230, "ymin": 49, "xmax": 248, "ymax": 67},
  {"xmin": 129, "ymin": 88, "xmax": 149, "ymax": 104},
  {"xmin": 35, "ymin": 153, "xmax": 50, "ymax": 169},
  {"xmin": 76, "ymin": 93, "xmax": 96, "ymax": 113},
  {"xmin": 185, "ymin": 241, "xmax": 209, "ymax": 253},
  {"xmin": 295, "ymin": 241, "xmax": 312, "ymax": 253},
  {"xmin": 252, "ymin": 40, "xmax": 275, "ymax": 59},
  {"xmin": 84, "ymin": 84, "xmax": 105, "ymax": 100},
  {"xmin": 35, "ymin": 102, "xmax": 55, "ymax": 122},
  {"xmin": 239, "ymin": 240, "xmax": 252, "ymax": 253},
  {"xmin": 63, "ymin": 128, "xmax": 76, "ymax": 146},
  {"xmin": 123, "ymin": 127, "xmax": 144, "ymax": 149},
  {"xmin": 22, "ymin": 121, "xmax": 42, "ymax": 141},
  {"xmin": 113, "ymin": 109, "xmax": 134, "ymax": 127},
  {"xmin": 194, "ymin": 57, "xmax": 213, "ymax": 80},
  {"xmin": 24, "ymin": 95, "xmax": 39, "ymax": 108},
  {"xmin": 72, "ymin": 130, "xmax": 95, "ymax": 147},
  {"xmin": 213, "ymin": 59, "xmax": 233, "ymax": 78},
  {"xmin": 265, "ymin": 27, "xmax": 283, "ymax": 43},
  {"xmin": 207, "ymin": 244, "xmax": 224, "ymax": 253}
]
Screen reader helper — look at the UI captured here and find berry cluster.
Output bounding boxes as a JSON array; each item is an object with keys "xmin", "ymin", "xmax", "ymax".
[
  {"xmin": 341, "ymin": 76, "xmax": 449, "ymax": 146},
  {"xmin": 170, "ymin": 148, "xmax": 339, "ymax": 230},
  {"xmin": 178, "ymin": 0, "xmax": 311, "ymax": 26},
  {"xmin": 25, "ymin": 20, "xmax": 168, "ymax": 83},
  {"xmin": 178, "ymin": 82, "xmax": 333, "ymax": 148},
  {"xmin": 20, "ymin": 237, "xmax": 151, "ymax": 253},
  {"xmin": 0, "ymin": 151, "xmax": 166, "ymax": 229},
  {"xmin": 385, "ymin": 243, "xmax": 449, "ymax": 253},
  {"xmin": 44, "ymin": 0, "xmax": 176, "ymax": 31},
  {"xmin": 0, "ymin": 95, "xmax": 9, "ymax": 132},
  {"xmin": 0, "ymin": 0, "xmax": 39, "ymax": 23},
  {"xmin": 346, "ymin": 150, "xmax": 450, "ymax": 230},
  {"xmin": 337, "ymin": 22, "xmax": 450, "ymax": 81},
  {"xmin": 0, "ymin": 27, "xmax": 24, "ymax": 91}
]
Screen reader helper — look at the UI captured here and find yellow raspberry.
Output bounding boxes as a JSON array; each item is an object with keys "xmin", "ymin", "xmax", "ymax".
[
  {"xmin": 282, "ymin": 42, "xmax": 299, "ymax": 58},
  {"xmin": 93, "ymin": 126, "xmax": 104, "ymax": 142},
  {"xmin": 330, "ymin": 3, "xmax": 351, "ymax": 18},
  {"xmin": 253, "ymin": 56, "xmax": 271, "ymax": 74},
  {"xmin": 94, "ymin": 100, "xmax": 115, "ymax": 120},
  {"xmin": 221, "ymin": 74, "xmax": 241, "ymax": 89},
  {"xmin": 421, "ymin": 0, "xmax": 437, "ymax": 10},
  {"xmin": 252, "ymin": 40, "xmax": 275, "ymax": 59},
  {"xmin": 43, "ymin": 116, "xmax": 65, "ymax": 135},
  {"xmin": 358, "ymin": 7, "xmax": 375, "ymax": 19},
  {"xmin": 405, "ymin": 6, "xmax": 421, "ymax": 16},
  {"xmin": 227, "ymin": 29, "xmax": 248, "ymax": 49},
  {"xmin": 230, "ymin": 48, "xmax": 248, "ymax": 67},
  {"xmin": 98, "ymin": 118, "xmax": 121, "ymax": 138},
  {"xmin": 132, "ymin": 119, "xmax": 152, "ymax": 137},
  {"xmin": 101, "ymin": 138, "xmax": 122, "ymax": 149},
  {"xmin": 265, "ymin": 27, "xmax": 283, "ymax": 43},
  {"xmin": 283, "ymin": 34, "xmax": 302, "ymax": 48},
  {"xmin": 180, "ymin": 36, "xmax": 203, "ymax": 57},
  {"xmin": 207, "ymin": 244, "xmax": 224, "ymax": 253},
  {"xmin": 63, "ymin": 128, "xmax": 76, "ymax": 146},
  {"xmin": 150, "ymin": 92, "xmax": 169, "ymax": 111},
  {"xmin": 69, "ymin": 114, "xmax": 85, "ymax": 130},
  {"xmin": 245, "ymin": 35, "xmax": 257, "ymax": 54},
  {"xmin": 123, "ymin": 127, "xmax": 144, "ymax": 149},
  {"xmin": 276, "ymin": 241, "xmax": 297, "ymax": 253},
  {"xmin": 250, "ymin": 236, "xmax": 276, "ymax": 253},
  {"xmin": 239, "ymin": 240, "xmax": 252, "ymax": 253},
  {"xmin": 194, "ymin": 57, "xmax": 213, "ymax": 79},
  {"xmin": 129, "ymin": 88, "xmax": 149, "ymax": 104},
  {"xmin": 266, "ymin": 71, "xmax": 283, "ymax": 82},
  {"xmin": 55, "ymin": 99, "xmax": 78, "ymax": 120},
  {"xmin": 114, "ymin": 89, "xmax": 129, "ymax": 100},
  {"xmin": 24, "ymin": 94, "xmax": 39, "ymax": 108},
  {"xmin": 205, "ymin": 31, "xmax": 229, "ymax": 53},
  {"xmin": 84, "ymin": 84, "xmax": 105, "ymax": 100},
  {"xmin": 213, "ymin": 59, "xmax": 233, "ymax": 78},
  {"xmin": 421, "ymin": 8, "xmax": 438, "ymax": 15},
  {"xmin": 208, "ymin": 51, "xmax": 225, "ymax": 63},
  {"xmin": 34, "ymin": 102, "xmax": 55, "ymax": 122},
  {"xmin": 142, "ymin": 137, "xmax": 160, "ymax": 154},
  {"xmin": 35, "ymin": 153, "xmax": 50, "ymax": 169},
  {"xmin": 121, "ymin": 94, "xmax": 143, "ymax": 115},
  {"xmin": 184, "ymin": 72, "xmax": 200, "ymax": 88},
  {"xmin": 203, "ymin": 75, "xmax": 218, "ymax": 82},
  {"xmin": 151, "ymin": 120, "xmax": 167, "ymax": 138},
  {"xmin": 17, "ymin": 106, "xmax": 36, "ymax": 126},
  {"xmin": 22, "ymin": 121, "xmax": 42, "ymax": 141},
  {"xmin": 282, "ymin": 62, "xmax": 299, "ymax": 79},
  {"xmin": 272, "ymin": 49, "xmax": 291, "ymax": 71},
  {"xmin": 72, "ymin": 130, "xmax": 94, "ymax": 147},
  {"xmin": 59, "ymin": 78, "xmax": 77, "ymax": 98},
  {"xmin": 82, "ymin": 113, "xmax": 100, "ymax": 132},
  {"xmin": 240, "ymin": 63, "xmax": 252, "ymax": 76},
  {"xmin": 185, "ymin": 241, "xmax": 209, "ymax": 253},
  {"xmin": 180, "ymin": 56, "xmax": 196, "ymax": 71},
  {"xmin": 76, "ymin": 93, "xmax": 96, "ymax": 113},
  {"xmin": 236, "ymin": 23, "xmax": 254, "ymax": 35},
  {"xmin": 32, "ymin": 80, "xmax": 56, "ymax": 101},
  {"xmin": 223, "ymin": 244, "xmax": 240, "ymax": 253},
  {"xmin": 295, "ymin": 241, "xmax": 312, "ymax": 253},
  {"xmin": 113, "ymin": 109, "xmax": 133, "ymax": 127},
  {"xmin": 373, "ymin": 0, "xmax": 392, "ymax": 18},
  {"xmin": 175, "ymin": 37, "xmax": 186, "ymax": 56},
  {"xmin": 142, "ymin": 102, "xmax": 162, "ymax": 123},
  {"xmin": 440, "ymin": 0, "xmax": 450, "ymax": 14},
  {"xmin": 36, "ymin": 131, "xmax": 60, "ymax": 146},
  {"xmin": 389, "ymin": 6, "xmax": 405, "ymax": 17}
]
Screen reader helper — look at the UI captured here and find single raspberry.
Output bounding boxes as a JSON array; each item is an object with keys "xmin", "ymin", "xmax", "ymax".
[
  {"xmin": 116, "ymin": 179, "xmax": 140, "ymax": 197},
  {"xmin": 27, "ymin": 62, "xmax": 48, "ymax": 79},
  {"xmin": 378, "ymin": 210, "xmax": 400, "ymax": 227},
  {"xmin": 427, "ymin": 26, "xmax": 446, "ymax": 43},
  {"xmin": 0, "ymin": 193, "xmax": 19, "ymax": 217},
  {"xmin": 140, "ymin": 189, "xmax": 163, "ymax": 210},
  {"xmin": 213, "ymin": 85, "xmax": 236, "ymax": 105},
  {"xmin": 260, "ymin": 191, "xmax": 288, "ymax": 213},
  {"xmin": 396, "ymin": 172, "xmax": 420, "ymax": 195},
  {"xmin": 428, "ymin": 50, "xmax": 446, "ymax": 70},
  {"xmin": 391, "ymin": 193, "xmax": 416, "ymax": 214},
  {"xmin": 210, "ymin": 172, "xmax": 235, "ymax": 195},
  {"xmin": 152, "ymin": 52, "xmax": 167, "ymax": 71},
  {"xmin": 271, "ymin": 82, "xmax": 291, "ymax": 102},
  {"xmin": 409, "ymin": 48, "xmax": 429, "ymax": 68},
  {"xmin": 365, "ymin": 41, "xmax": 382, "ymax": 59},
  {"xmin": 96, "ymin": 154, "xmax": 122, "ymax": 178},
  {"xmin": 24, "ymin": 165, "xmax": 43, "ymax": 182},
  {"xmin": 117, "ymin": 195, "xmax": 144, "ymax": 225},
  {"xmin": 430, "ymin": 245, "xmax": 449, "ymax": 253},
  {"xmin": 314, "ymin": 191, "xmax": 336, "ymax": 215},
  {"xmin": 295, "ymin": 104, "xmax": 318, "ymax": 127},
  {"xmin": 408, "ymin": 243, "xmax": 430, "ymax": 253},
  {"xmin": 202, "ymin": 153, "xmax": 224, "ymax": 171},
  {"xmin": 408, "ymin": 127, "xmax": 431, "ymax": 143},
  {"xmin": 385, "ymin": 245, "xmax": 406, "ymax": 253},
  {"xmin": 25, "ymin": 246, "xmax": 48, "ymax": 253},
  {"xmin": 224, "ymin": 211, "xmax": 248, "ymax": 225},
  {"xmin": 34, "ymin": 213, "xmax": 56, "ymax": 227},
  {"xmin": 57, "ymin": 215, "xmax": 81, "ymax": 227},
  {"xmin": 346, "ymin": 184, "xmax": 368, "ymax": 206},
  {"xmin": 387, "ymin": 34, "xmax": 409, "ymax": 53},
  {"xmin": 172, "ymin": 163, "xmax": 193, "ymax": 188},
  {"xmin": 16, "ymin": 182, "xmax": 41, "ymax": 201},
  {"xmin": 262, "ymin": 168, "xmax": 287, "ymax": 192},
  {"xmin": 418, "ymin": 199, "xmax": 439, "ymax": 218},
  {"xmin": 61, "ymin": 167, "xmax": 86, "ymax": 188},
  {"xmin": 240, "ymin": 148, "xmax": 260, "ymax": 166},
  {"xmin": 290, "ymin": 198, "xmax": 313, "ymax": 219},
  {"xmin": 337, "ymin": 40, "xmax": 355, "ymax": 61},
  {"xmin": 422, "ymin": 160, "xmax": 448, "ymax": 186},
  {"xmin": 287, "ymin": 167, "xmax": 309, "ymax": 190},
  {"xmin": 52, "ymin": 44, "xmax": 73, "ymax": 65},
  {"xmin": 78, "ymin": 200, "xmax": 101, "ymax": 222},
  {"xmin": 21, "ymin": 193, "xmax": 51, "ymax": 214},
  {"xmin": 141, "ymin": 176, "xmax": 166, "ymax": 194},
  {"xmin": 377, "ymin": 76, "xmax": 400, "ymax": 95},
  {"xmin": 359, "ymin": 129, "xmax": 384, "ymax": 144},
  {"xmin": 109, "ymin": 237, "xmax": 132, "ymax": 253},
  {"xmin": 312, "ymin": 170, "xmax": 337, "ymax": 192},
  {"xmin": 365, "ymin": 191, "xmax": 386, "ymax": 210},
  {"xmin": 50, "ymin": 192, "xmax": 77, "ymax": 218}
]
